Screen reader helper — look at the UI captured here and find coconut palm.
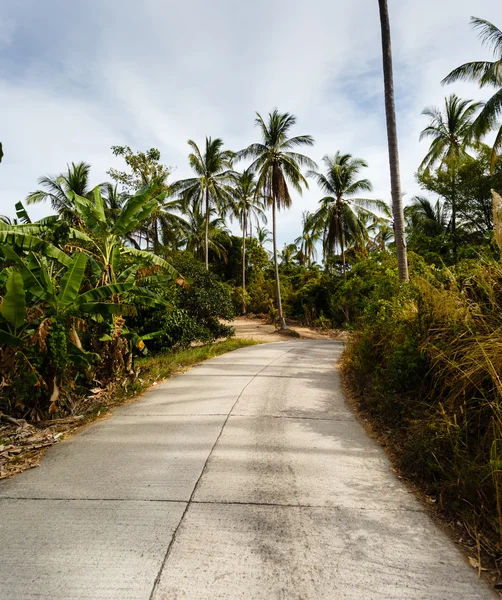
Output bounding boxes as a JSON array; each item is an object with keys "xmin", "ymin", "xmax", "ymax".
[
  {"xmin": 419, "ymin": 95, "xmax": 481, "ymax": 251},
  {"xmin": 373, "ymin": 222, "xmax": 395, "ymax": 252},
  {"xmin": 280, "ymin": 243, "xmax": 299, "ymax": 268},
  {"xmin": 442, "ymin": 17, "xmax": 502, "ymax": 170},
  {"xmin": 405, "ymin": 196, "xmax": 450, "ymax": 237},
  {"xmin": 255, "ymin": 225, "xmax": 272, "ymax": 249},
  {"xmin": 377, "ymin": 0, "xmax": 409, "ymax": 281},
  {"xmin": 238, "ymin": 110, "xmax": 316, "ymax": 329},
  {"xmin": 419, "ymin": 95, "xmax": 482, "ymax": 171},
  {"xmin": 295, "ymin": 212, "xmax": 320, "ymax": 267},
  {"xmin": 173, "ymin": 138, "xmax": 235, "ymax": 269},
  {"xmin": 181, "ymin": 205, "xmax": 231, "ymax": 263},
  {"xmin": 307, "ymin": 153, "xmax": 382, "ymax": 278},
  {"xmin": 26, "ymin": 162, "xmax": 92, "ymax": 221},
  {"xmin": 230, "ymin": 169, "xmax": 266, "ymax": 313}
]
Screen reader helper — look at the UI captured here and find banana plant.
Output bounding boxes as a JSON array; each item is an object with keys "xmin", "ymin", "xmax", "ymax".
[
  {"xmin": 0, "ymin": 247, "xmax": 169, "ymax": 410},
  {"xmin": 68, "ymin": 183, "xmax": 181, "ymax": 285}
]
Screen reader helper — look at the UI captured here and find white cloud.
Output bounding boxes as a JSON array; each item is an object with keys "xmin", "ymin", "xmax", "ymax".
[{"xmin": 0, "ymin": 0, "xmax": 499, "ymax": 244}]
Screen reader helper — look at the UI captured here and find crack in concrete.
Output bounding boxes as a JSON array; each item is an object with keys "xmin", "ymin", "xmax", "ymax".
[
  {"xmin": 147, "ymin": 343, "xmax": 299, "ymax": 600},
  {"xmin": 0, "ymin": 496, "xmax": 425, "ymax": 514}
]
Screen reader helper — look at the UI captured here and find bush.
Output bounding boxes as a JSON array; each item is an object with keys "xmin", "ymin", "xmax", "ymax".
[
  {"xmin": 342, "ymin": 254, "xmax": 502, "ymax": 565},
  {"xmin": 132, "ymin": 252, "xmax": 235, "ymax": 352}
]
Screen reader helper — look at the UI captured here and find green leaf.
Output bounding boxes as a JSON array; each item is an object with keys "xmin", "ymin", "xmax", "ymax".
[
  {"xmin": 92, "ymin": 186, "xmax": 107, "ymax": 224},
  {"xmin": 67, "ymin": 343, "xmax": 101, "ymax": 367},
  {"xmin": 15, "ymin": 202, "xmax": 32, "ymax": 224},
  {"xmin": 121, "ymin": 248, "xmax": 180, "ymax": 279},
  {"xmin": 70, "ymin": 190, "xmax": 107, "ymax": 233},
  {"xmin": 74, "ymin": 282, "xmax": 134, "ymax": 305},
  {"xmin": 0, "ymin": 328, "xmax": 25, "ymax": 347},
  {"xmin": 1, "ymin": 270, "xmax": 26, "ymax": 329},
  {"xmin": 78, "ymin": 302, "xmax": 136, "ymax": 316},
  {"xmin": 0, "ymin": 231, "xmax": 72, "ymax": 267},
  {"xmin": 118, "ymin": 264, "xmax": 140, "ymax": 283},
  {"xmin": 58, "ymin": 253, "xmax": 87, "ymax": 306},
  {"xmin": 113, "ymin": 183, "xmax": 160, "ymax": 235},
  {"xmin": 126, "ymin": 292, "xmax": 170, "ymax": 309},
  {"xmin": 0, "ymin": 244, "xmax": 23, "ymax": 264},
  {"xmin": 20, "ymin": 252, "xmax": 55, "ymax": 301},
  {"xmin": 67, "ymin": 228, "xmax": 93, "ymax": 243},
  {"xmin": 138, "ymin": 330, "xmax": 165, "ymax": 340}
]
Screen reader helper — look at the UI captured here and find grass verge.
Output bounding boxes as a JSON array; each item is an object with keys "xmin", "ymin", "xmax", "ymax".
[{"xmin": 0, "ymin": 338, "xmax": 259, "ymax": 479}]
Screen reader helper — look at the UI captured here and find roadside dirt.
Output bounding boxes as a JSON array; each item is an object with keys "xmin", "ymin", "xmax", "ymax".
[{"xmin": 230, "ymin": 316, "xmax": 348, "ymax": 343}]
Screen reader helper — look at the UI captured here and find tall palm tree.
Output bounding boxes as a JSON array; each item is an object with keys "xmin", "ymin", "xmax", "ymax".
[
  {"xmin": 26, "ymin": 161, "xmax": 92, "ymax": 221},
  {"xmin": 294, "ymin": 212, "xmax": 320, "ymax": 267},
  {"xmin": 307, "ymin": 153, "xmax": 381, "ymax": 278},
  {"xmin": 230, "ymin": 169, "xmax": 266, "ymax": 313},
  {"xmin": 419, "ymin": 94, "xmax": 481, "ymax": 251},
  {"xmin": 419, "ymin": 95, "xmax": 482, "ymax": 171},
  {"xmin": 239, "ymin": 110, "xmax": 316, "ymax": 329},
  {"xmin": 442, "ymin": 17, "xmax": 502, "ymax": 170},
  {"xmin": 378, "ymin": 0, "xmax": 409, "ymax": 281},
  {"xmin": 173, "ymin": 137, "xmax": 235, "ymax": 269}
]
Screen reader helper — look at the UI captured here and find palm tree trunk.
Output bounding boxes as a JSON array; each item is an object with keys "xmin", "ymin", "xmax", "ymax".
[
  {"xmin": 341, "ymin": 232, "xmax": 347, "ymax": 280},
  {"xmin": 378, "ymin": 0, "xmax": 409, "ymax": 282},
  {"xmin": 247, "ymin": 210, "xmax": 252, "ymax": 239},
  {"xmin": 272, "ymin": 196, "xmax": 287, "ymax": 329},
  {"xmin": 450, "ymin": 167, "xmax": 457, "ymax": 259},
  {"xmin": 204, "ymin": 188, "xmax": 209, "ymax": 270},
  {"xmin": 242, "ymin": 213, "xmax": 247, "ymax": 315}
]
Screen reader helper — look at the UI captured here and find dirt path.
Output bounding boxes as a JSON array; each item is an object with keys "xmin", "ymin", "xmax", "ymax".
[{"xmin": 230, "ymin": 316, "xmax": 347, "ymax": 343}]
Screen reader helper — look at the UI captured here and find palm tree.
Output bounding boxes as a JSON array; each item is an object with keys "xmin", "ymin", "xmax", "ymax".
[
  {"xmin": 255, "ymin": 225, "xmax": 272, "ymax": 249},
  {"xmin": 295, "ymin": 212, "xmax": 320, "ymax": 267},
  {"xmin": 181, "ymin": 205, "xmax": 231, "ymax": 263},
  {"xmin": 373, "ymin": 222, "xmax": 395, "ymax": 252},
  {"xmin": 419, "ymin": 95, "xmax": 482, "ymax": 171},
  {"xmin": 442, "ymin": 17, "xmax": 502, "ymax": 170},
  {"xmin": 419, "ymin": 94, "xmax": 481, "ymax": 252},
  {"xmin": 230, "ymin": 169, "xmax": 266, "ymax": 313},
  {"xmin": 280, "ymin": 243, "xmax": 299, "ymax": 268},
  {"xmin": 173, "ymin": 138, "xmax": 235, "ymax": 269},
  {"xmin": 378, "ymin": 0, "xmax": 409, "ymax": 281},
  {"xmin": 307, "ymin": 153, "xmax": 381, "ymax": 278},
  {"xmin": 26, "ymin": 161, "xmax": 92, "ymax": 221},
  {"xmin": 405, "ymin": 196, "xmax": 450, "ymax": 237},
  {"xmin": 239, "ymin": 110, "xmax": 316, "ymax": 329}
]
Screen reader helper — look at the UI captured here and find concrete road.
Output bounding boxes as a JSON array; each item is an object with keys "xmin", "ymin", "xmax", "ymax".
[{"xmin": 0, "ymin": 341, "xmax": 495, "ymax": 599}]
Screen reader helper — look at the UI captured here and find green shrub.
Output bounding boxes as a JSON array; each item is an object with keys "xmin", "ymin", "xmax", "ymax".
[
  {"xmin": 343, "ymin": 254, "xmax": 502, "ymax": 563},
  {"xmin": 132, "ymin": 252, "xmax": 235, "ymax": 352}
]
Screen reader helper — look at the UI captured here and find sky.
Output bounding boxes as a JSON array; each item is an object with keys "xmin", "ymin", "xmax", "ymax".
[{"xmin": 0, "ymin": 0, "xmax": 500, "ymax": 247}]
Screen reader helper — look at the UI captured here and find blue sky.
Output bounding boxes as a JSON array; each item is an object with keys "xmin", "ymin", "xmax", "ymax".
[{"xmin": 0, "ymin": 0, "xmax": 500, "ymax": 246}]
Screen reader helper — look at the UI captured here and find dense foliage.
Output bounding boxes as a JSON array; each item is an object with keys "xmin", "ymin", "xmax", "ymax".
[{"xmin": 342, "ymin": 253, "xmax": 502, "ymax": 564}]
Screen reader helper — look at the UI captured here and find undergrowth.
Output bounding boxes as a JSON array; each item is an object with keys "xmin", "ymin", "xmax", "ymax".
[{"xmin": 342, "ymin": 253, "xmax": 502, "ymax": 574}]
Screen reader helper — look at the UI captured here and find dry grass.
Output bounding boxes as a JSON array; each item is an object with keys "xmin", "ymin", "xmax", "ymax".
[{"xmin": 342, "ymin": 258, "xmax": 502, "ymax": 577}]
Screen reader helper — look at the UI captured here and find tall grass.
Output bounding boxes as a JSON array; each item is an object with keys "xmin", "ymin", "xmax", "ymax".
[{"xmin": 343, "ymin": 256, "xmax": 502, "ymax": 570}]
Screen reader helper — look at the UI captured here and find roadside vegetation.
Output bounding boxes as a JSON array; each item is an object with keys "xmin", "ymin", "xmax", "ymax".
[{"xmin": 0, "ymin": 10, "xmax": 501, "ymax": 574}]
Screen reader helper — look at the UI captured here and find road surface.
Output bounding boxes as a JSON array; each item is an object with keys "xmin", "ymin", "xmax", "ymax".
[{"xmin": 0, "ymin": 341, "xmax": 495, "ymax": 599}]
